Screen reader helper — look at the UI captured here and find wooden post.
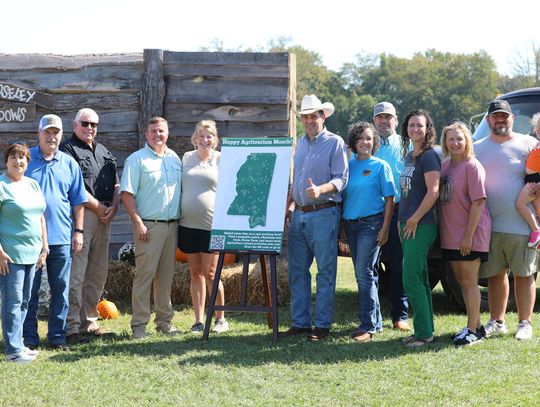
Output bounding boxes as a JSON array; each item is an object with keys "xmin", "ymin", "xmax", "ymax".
[
  {"xmin": 138, "ymin": 49, "xmax": 165, "ymax": 147},
  {"xmin": 288, "ymin": 52, "xmax": 297, "ymax": 141}
]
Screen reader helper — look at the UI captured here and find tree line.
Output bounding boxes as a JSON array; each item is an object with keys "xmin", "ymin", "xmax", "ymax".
[{"xmin": 204, "ymin": 38, "xmax": 540, "ymax": 141}]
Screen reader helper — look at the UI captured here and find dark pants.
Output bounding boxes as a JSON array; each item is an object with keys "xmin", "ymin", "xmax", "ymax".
[{"xmin": 380, "ymin": 206, "xmax": 409, "ymax": 322}]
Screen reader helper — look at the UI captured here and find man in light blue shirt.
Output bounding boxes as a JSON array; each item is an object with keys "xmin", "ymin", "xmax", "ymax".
[
  {"xmin": 373, "ymin": 102, "xmax": 410, "ymax": 331},
  {"xmin": 24, "ymin": 114, "xmax": 87, "ymax": 351},
  {"xmin": 120, "ymin": 117, "xmax": 182, "ymax": 339},
  {"xmin": 282, "ymin": 95, "xmax": 348, "ymax": 341}
]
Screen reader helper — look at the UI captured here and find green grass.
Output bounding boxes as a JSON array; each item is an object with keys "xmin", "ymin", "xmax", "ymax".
[{"xmin": 2, "ymin": 258, "xmax": 539, "ymax": 406}]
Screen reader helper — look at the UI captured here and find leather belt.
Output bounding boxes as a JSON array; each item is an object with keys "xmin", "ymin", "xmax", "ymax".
[
  {"xmin": 296, "ymin": 202, "xmax": 338, "ymax": 213},
  {"xmin": 142, "ymin": 219, "xmax": 178, "ymax": 224},
  {"xmin": 346, "ymin": 212, "xmax": 383, "ymax": 223}
]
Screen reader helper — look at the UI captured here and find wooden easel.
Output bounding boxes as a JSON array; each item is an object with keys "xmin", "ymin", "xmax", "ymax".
[{"xmin": 203, "ymin": 251, "xmax": 279, "ymax": 342}]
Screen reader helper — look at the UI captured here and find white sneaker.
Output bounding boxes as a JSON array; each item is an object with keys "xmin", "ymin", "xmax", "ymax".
[
  {"xmin": 6, "ymin": 352, "xmax": 34, "ymax": 363},
  {"xmin": 515, "ymin": 320, "xmax": 533, "ymax": 340},
  {"xmin": 23, "ymin": 347, "xmax": 39, "ymax": 359},
  {"xmin": 212, "ymin": 318, "xmax": 229, "ymax": 334},
  {"xmin": 484, "ymin": 320, "xmax": 508, "ymax": 337}
]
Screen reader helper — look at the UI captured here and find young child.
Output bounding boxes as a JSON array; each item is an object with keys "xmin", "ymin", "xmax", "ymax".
[{"xmin": 516, "ymin": 116, "xmax": 540, "ymax": 248}]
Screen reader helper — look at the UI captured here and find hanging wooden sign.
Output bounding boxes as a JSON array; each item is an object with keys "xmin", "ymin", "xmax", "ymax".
[
  {"xmin": 0, "ymin": 82, "xmax": 55, "ymax": 109},
  {"xmin": 0, "ymin": 102, "xmax": 36, "ymax": 122}
]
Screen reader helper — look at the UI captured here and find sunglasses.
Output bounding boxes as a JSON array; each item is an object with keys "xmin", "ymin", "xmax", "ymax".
[{"xmin": 80, "ymin": 121, "xmax": 99, "ymax": 129}]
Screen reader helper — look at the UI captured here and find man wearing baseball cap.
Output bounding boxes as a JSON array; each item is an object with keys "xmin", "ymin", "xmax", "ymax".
[
  {"xmin": 372, "ymin": 102, "xmax": 410, "ymax": 331},
  {"xmin": 23, "ymin": 114, "xmax": 87, "ymax": 351},
  {"xmin": 281, "ymin": 95, "xmax": 348, "ymax": 341},
  {"xmin": 474, "ymin": 99, "xmax": 537, "ymax": 340}
]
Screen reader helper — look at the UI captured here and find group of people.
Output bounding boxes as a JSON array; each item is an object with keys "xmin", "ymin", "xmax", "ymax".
[
  {"xmin": 282, "ymin": 94, "xmax": 537, "ymax": 347},
  {"xmin": 1, "ymin": 94, "xmax": 538, "ymax": 363},
  {"xmin": 0, "ymin": 111, "xmax": 228, "ymax": 363}
]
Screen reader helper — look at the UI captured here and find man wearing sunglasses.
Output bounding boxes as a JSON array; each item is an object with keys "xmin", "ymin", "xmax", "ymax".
[{"xmin": 60, "ymin": 108, "xmax": 119, "ymax": 344}]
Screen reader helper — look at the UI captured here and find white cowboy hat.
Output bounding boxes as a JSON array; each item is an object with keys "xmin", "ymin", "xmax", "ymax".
[{"xmin": 299, "ymin": 95, "xmax": 334, "ymax": 118}]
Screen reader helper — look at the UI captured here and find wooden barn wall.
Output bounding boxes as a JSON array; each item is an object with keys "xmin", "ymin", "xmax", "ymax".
[{"xmin": 0, "ymin": 50, "xmax": 296, "ymax": 255}]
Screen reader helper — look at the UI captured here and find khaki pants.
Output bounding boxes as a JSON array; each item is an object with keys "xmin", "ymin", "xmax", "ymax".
[
  {"xmin": 131, "ymin": 221, "xmax": 177, "ymax": 330},
  {"xmin": 67, "ymin": 210, "xmax": 110, "ymax": 335}
]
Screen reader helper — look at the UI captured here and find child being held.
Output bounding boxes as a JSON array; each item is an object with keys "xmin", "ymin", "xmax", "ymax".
[{"xmin": 516, "ymin": 141, "xmax": 540, "ymax": 248}]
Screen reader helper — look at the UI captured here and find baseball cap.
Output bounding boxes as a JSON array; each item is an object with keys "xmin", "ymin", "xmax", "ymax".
[
  {"xmin": 39, "ymin": 114, "xmax": 63, "ymax": 131},
  {"xmin": 373, "ymin": 102, "xmax": 397, "ymax": 118},
  {"xmin": 487, "ymin": 100, "xmax": 512, "ymax": 115}
]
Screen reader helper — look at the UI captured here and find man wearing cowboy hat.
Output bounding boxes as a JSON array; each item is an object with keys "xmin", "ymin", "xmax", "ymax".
[{"xmin": 281, "ymin": 95, "xmax": 348, "ymax": 341}]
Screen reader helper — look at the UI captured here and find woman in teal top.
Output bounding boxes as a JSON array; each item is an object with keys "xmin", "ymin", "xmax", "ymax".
[
  {"xmin": 0, "ymin": 142, "xmax": 47, "ymax": 363},
  {"xmin": 343, "ymin": 122, "xmax": 395, "ymax": 342}
]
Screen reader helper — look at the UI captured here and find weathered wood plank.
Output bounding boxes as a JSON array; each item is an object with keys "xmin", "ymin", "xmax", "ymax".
[
  {"xmin": 163, "ymin": 64, "xmax": 289, "ymax": 78},
  {"xmin": 288, "ymin": 53, "xmax": 297, "ymax": 139},
  {"xmin": 0, "ymin": 110, "xmax": 139, "ymax": 133},
  {"xmin": 97, "ymin": 133, "xmax": 139, "ymax": 152},
  {"xmin": 0, "ymin": 53, "xmax": 143, "ymax": 70},
  {"xmin": 54, "ymin": 93, "xmax": 139, "ymax": 112},
  {"xmin": 168, "ymin": 121, "xmax": 290, "ymax": 139},
  {"xmin": 138, "ymin": 49, "xmax": 165, "ymax": 147},
  {"xmin": 164, "ymin": 103, "xmax": 287, "ymax": 123},
  {"xmin": 163, "ymin": 52, "xmax": 289, "ymax": 66},
  {"xmin": 165, "ymin": 76, "xmax": 288, "ymax": 104},
  {"xmin": 0, "ymin": 65, "xmax": 143, "ymax": 94}
]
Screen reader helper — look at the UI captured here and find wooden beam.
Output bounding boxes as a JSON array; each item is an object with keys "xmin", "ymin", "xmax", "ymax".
[
  {"xmin": 138, "ymin": 49, "xmax": 165, "ymax": 147},
  {"xmin": 288, "ymin": 53, "xmax": 297, "ymax": 140}
]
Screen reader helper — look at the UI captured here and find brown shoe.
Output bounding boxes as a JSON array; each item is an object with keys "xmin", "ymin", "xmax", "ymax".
[
  {"xmin": 306, "ymin": 327, "xmax": 329, "ymax": 342},
  {"xmin": 85, "ymin": 327, "xmax": 105, "ymax": 336},
  {"xmin": 393, "ymin": 320, "xmax": 411, "ymax": 331},
  {"xmin": 279, "ymin": 326, "xmax": 312, "ymax": 337},
  {"xmin": 352, "ymin": 332, "xmax": 373, "ymax": 342},
  {"xmin": 66, "ymin": 333, "xmax": 91, "ymax": 344}
]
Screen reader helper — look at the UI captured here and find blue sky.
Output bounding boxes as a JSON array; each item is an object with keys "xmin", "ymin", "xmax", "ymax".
[{"xmin": 2, "ymin": 0, "xmax": 539, "ymax": 75}]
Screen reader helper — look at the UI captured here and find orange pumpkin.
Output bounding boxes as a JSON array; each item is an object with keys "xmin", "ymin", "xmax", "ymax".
[
  {"xmin": 175, "ymin": 248, "xmax": 236, "ymax": 265},
  {"xmin": 97, "ymin": 299, "xmax": 119, "ymax": 320},
  {"xmin": 176, "ymin": 248, "xmax": 188, "ymax": 263},
  {"xmin": 223, "ymin": 253, "xmax": 236, "ymax": 265}
]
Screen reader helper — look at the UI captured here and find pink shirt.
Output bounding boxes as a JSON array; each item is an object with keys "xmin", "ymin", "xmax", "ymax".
[{"xmin": 438, "ymin": 157, "xmax": 491, "ymax": 252}]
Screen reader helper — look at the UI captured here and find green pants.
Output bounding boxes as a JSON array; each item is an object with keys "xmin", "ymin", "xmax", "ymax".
[{"xmin": 400, "ymin": 223, "xmax": 438, "ymax": 339}]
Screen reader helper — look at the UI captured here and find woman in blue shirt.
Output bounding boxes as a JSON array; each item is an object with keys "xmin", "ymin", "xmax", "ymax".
[
  {"xmin": 343, "ymin": 122, "xmax": 395, "ymax": 342},
  {"xmin": 0, "ymin": 143, "xmax": 47, "ymax": 363}
]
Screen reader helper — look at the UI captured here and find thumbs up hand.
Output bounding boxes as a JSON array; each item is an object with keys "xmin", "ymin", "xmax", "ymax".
[{"xmin": 306, "ymin": 178, "xmax": 321, "ymax": 199}]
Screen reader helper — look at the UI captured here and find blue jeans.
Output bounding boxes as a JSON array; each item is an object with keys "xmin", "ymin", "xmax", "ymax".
[
  {"xmin": 23, "ymin": 244, "xmax": 71, "ymax": 346},
  {"xmin": 345, "ymin": 213, "xmax": 383, "ymax": 334},
  {"xmin": 287, "ymin": 205, "xmax": 341, "ymax": 329},
  {"xmin": 1, "ymin": 263, "xmax": 36, "ymax": 355},
  {"xmin": 380, "ymin": 206, "xmax": 409, "ymax": 322}
]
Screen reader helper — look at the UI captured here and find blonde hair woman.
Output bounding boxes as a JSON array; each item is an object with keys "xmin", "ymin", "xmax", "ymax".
[
  {"xmin": 439, "ymin": 121, "xmax": 491, "ymax": 346},
  {"xmin": 179, "ymin": 120, "xmax": 228, "ymax": 333}
]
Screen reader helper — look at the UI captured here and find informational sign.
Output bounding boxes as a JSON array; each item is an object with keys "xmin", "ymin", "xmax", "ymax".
[{"xmin": 210, "ymin": 137, "xmax": 293, "ymax": 253}]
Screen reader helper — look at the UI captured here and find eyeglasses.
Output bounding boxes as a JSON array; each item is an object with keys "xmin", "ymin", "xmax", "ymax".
[{"xmin": 79, "ymin": 121, "xmax": 99, "ymax": 129}]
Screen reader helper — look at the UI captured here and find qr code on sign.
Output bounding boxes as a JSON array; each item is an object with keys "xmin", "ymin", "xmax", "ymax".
[{"xmin": 210, "ymin": 235, "xmax": 225, "ymax": 250}]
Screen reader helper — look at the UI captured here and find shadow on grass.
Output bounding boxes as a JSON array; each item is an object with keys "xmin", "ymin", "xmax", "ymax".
[
  {"xmin": 45, "ymin": 287, "xmax": 461, "ymax": 366},
  {"xmin": 41, "ymin": 283, "xmax": 539, "ymax": 366},
  {"xmin": 46, "ymin": 326, "xmax": 456, "ymax": 367}
]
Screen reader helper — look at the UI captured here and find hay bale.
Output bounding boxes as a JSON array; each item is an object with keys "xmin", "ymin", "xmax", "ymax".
[
  {"xmin": 220, "ymin": 258, "xmax": 290, "ymax": 306},
  {"xmin": 171, "ymin": 262, "xmax": 191, "ymax": 304},
  {"xmin": 103, "ymin": 260, "xmax": 136, "ymax": 303},
  {"xmin": 103, "ymin": 257, "xmax": 290, "ymax": 308}
]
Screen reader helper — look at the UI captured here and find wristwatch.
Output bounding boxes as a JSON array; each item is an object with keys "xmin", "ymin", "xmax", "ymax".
[
  {"xmin": 41, "ymin": 248, "xmax": 50, "ymax": 255},
  {"xmin": 74, "ymin": 228, "xmax": 84, "ymax": 234}
]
